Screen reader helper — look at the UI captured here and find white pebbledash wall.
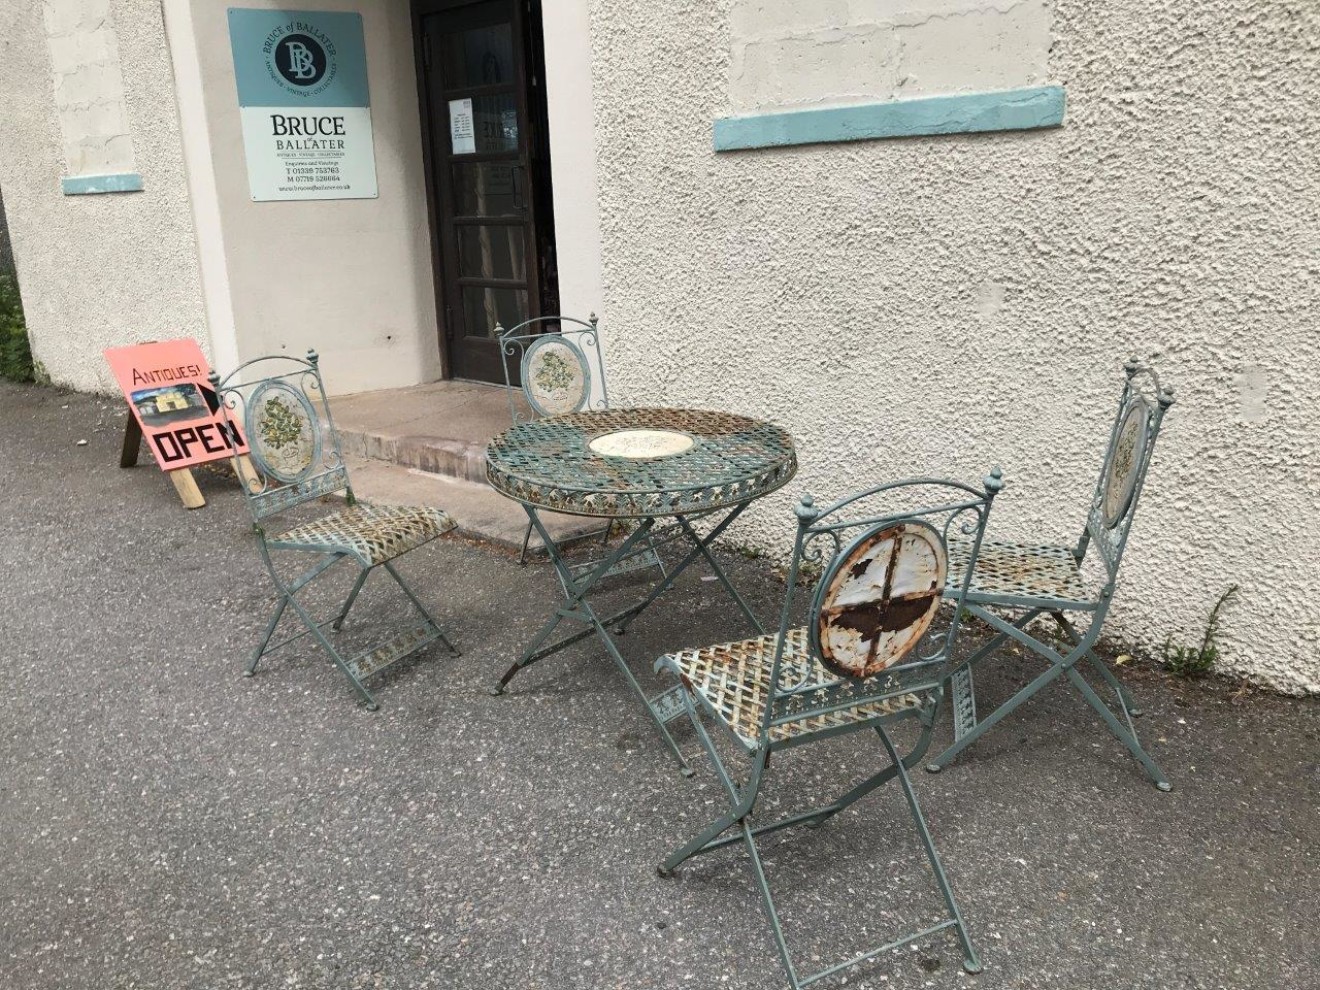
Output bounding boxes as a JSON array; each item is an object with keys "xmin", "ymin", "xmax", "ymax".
[
  {"xmin": 0, "ymin": 0, "xmax": 209, "ymax": 388},
  {"xmin": 587, "ymin": 0, "xmax": 1320, "ymax": 693}
]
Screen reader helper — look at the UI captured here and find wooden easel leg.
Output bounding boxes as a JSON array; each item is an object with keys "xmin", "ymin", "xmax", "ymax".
[
  {"xmin": 169, "ymin": 468, "xmax": 206, "ymax": 509},
  {"xmin": 232, "ymin": 454, "xmax": 258, "ymax": 492},
  {"xmin": 120, "ymin": 416, "xmax": 143, "ymax": 468}
]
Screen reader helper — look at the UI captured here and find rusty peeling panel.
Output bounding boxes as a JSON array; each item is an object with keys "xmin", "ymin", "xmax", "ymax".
[{"xmin": 815, "ymin": 522, "xmax": 946, "ymax": 679}]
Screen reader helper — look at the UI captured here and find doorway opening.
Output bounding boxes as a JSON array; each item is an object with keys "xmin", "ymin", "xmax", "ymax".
[{"xmin": 415, "ymin": 0, "xmax": 559, "ymax": 384}]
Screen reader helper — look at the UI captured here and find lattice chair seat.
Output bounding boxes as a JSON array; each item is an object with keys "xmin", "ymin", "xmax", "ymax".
[
  {"xmin": 269, "ymin": 504, "xmax": 457, "ymax": 567},
  {"xmin": 662, "ymin": 627, "xmax": 924, "ymax": 750},
  {"xmin": 948, "ymin": 537, "xmax": 1091, "ymax": 607}
]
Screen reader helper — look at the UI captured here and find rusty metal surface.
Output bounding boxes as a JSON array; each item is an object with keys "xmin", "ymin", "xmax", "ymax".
[
  {"xmin": 813, "ymin": 522, "xmax": 946, "ymax": 679},
  {"xmin": 485, "ymin": 407, "xmax": 797, "ymax": 518},
  {"xmin": 662, "ymin": 627, "xmax": 922, "ymax": 748},
  {"xmin": 948, "ymin": 537, "xmax": 1091, "ymax": 606}
]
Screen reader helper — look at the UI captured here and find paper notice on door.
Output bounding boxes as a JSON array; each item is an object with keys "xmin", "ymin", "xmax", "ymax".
[{"xmin": 449, "ymin": 98, "xmax": 476, "ymax": 154}]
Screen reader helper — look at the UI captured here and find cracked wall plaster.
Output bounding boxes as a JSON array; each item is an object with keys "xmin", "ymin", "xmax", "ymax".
[
  {"xmin": 41, "ymin": 0, "xmax": 137, "ymax": 176},
  {"xmin": 729, "ymin": 0, "xmax": 1053, "ymax": 112}
]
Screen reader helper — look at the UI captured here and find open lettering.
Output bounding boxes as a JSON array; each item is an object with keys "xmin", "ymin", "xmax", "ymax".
[{"xmin": 152, "ymin": 422, "xmax": 247, "ymax": 464}]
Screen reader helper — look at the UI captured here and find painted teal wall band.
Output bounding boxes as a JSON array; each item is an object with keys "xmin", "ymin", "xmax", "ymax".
[
  {"xmin": 713, "ymin": 85, "xmax": 1066, "ymax": 152},
  {"xmin": 61, "ymin": 173, "xmax": 144, "ymax": 195}
]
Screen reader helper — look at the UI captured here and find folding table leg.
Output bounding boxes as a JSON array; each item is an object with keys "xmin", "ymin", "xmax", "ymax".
[{"xmin": 614, "ymin": 504, "xmax": 755, "ymax": 635}]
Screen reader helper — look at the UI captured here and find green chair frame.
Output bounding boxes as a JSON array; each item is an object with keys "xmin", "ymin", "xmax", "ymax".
[
  {"xmin": 212, "ymin": 350, "xmax": 459, "ymax": 710},
  {"xmin": 495, "ymin": 314, "xmax": 665, "ymax": 583},
  {"xmin": 928, "ymin": 360, "xmax": 1176, "ymax": 789},
  {"xmin": 655, "ymin": 471, "xmax": 1003, "ymax": 988}
]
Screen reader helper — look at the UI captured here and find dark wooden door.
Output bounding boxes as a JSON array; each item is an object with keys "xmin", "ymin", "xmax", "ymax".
[{"xmin": 417, "ymin": 0, "xmax": 557, "ymax": 384}]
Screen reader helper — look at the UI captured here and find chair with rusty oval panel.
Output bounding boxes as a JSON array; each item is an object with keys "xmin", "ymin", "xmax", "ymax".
[
  {"xmin": 654, "ymin": 471, "xmax": 1004, "ymax": 988},
  {"xmin": 211, "ymin": 351, "xmax": 460, "ymax": 710},
  {"xmin": 928, "ymin": 360, "xmax": 1176, "ymax": 790}
]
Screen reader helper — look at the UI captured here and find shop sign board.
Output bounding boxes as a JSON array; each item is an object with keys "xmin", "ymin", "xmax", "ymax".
[{"xmin": 227, "ymin": 9, "xmax": 378, "ymax": 201}]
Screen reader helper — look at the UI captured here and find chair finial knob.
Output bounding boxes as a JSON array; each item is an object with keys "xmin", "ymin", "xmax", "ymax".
[
  {"xmin": 589, "ymin": 312, "xmax": 598, "ymax": 328},
  {"xmin": 306, "ymin": 348, "xmax": 319, "ymax": 365},
  {"xmin": 207, "ymin": 369, "xmax": 220, "ymax": 388},
  {"xmin": 494, "ymin": 322, "xmax": 505, "ymax": 336},
  {"xmin": 1158, "ymin": 385, "xmax": 1176, "ymax": 408},
  {"xmin": 795, "ymin": 493, "xmax": 819, "ymax": 521},
  {"xmin": 984, "ymin": 465, "xmax": 1005, "ymax": 494}
]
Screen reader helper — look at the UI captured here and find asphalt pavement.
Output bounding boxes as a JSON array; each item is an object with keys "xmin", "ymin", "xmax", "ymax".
[{"xmin": 1, "ymin": 382, "xmax": 1315, "ymax": 990}]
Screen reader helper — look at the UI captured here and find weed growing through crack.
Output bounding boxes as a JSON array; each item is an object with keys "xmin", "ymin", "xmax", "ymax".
[{"xmin": 1161, "ymin": 584, "xmax": 1238, "ymax": 678}]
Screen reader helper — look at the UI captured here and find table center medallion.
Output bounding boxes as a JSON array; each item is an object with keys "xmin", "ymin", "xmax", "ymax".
[{"xmin": 588, "ymin": 429, "xmax": 695, "ymax": 459}]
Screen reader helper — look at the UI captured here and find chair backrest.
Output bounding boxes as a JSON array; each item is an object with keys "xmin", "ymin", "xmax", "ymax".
[
  {"xmin": 761, "ymin": 472, "xmax": 1003, "ymax": 742},
  {"xmin": 210, "ymin": 350, "xmax": 351, "ymax": 522},
  {"xmin": 1077, "ymin": 359, "xmax": 1175, "ymax": 587},
  {"xmin": 496, "ymin": 314, "xmax": 608, "ymax": 424}
]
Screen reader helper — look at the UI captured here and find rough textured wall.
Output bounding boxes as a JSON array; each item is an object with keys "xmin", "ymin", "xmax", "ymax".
[
  {"xmin": 587, "ymin": 0, "xmax": 1320, "ymax": 693},
  {"xmin": 0, "ymin": 0, "xmax": 207, "ymax": 389},
  {"xmin": 0, "ymin": 186, "xmax": 15, "ymax": 279}
]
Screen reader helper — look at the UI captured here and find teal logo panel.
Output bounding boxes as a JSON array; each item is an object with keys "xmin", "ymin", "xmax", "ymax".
[{"xmin": 228, "ymin": 8, "xmax": 370, "ymax": 108}]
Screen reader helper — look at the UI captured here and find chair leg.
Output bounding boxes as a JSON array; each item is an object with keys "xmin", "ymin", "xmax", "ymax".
[
  {"xmin": 332, "ymin": 568, "xmax": 370, "ymax": 632},
  {"xmin": 950, "ymin": 666, "xmax": 977, "ymax": 741},
  {"xmin": 876, "ymin": 726, "xmax": 982, "ymax": 974},
  {"xmin": 809, "ymin": 712, "xmax": 936, "ymax": 829},
  {"xmin": 659, "ymin": 719, "xmax": 765, "ymax": 874},
  {"xmin": 740, "ymin": 817, "xmax": 804, "ymax": 989},
  {"xmin": 662, "ymin": 717, "xmax": 979, "ymax": 987},
  {"xmin": 1052, "ymin": 611, "xmax": 1142, "ymax": 716},
  {"xmin": 282, "ymin": 592, "xmax": 379, "ymax": 710},
  {"xmin": 382, "ymin": 561, "xmax": 460, "ymax": 656},
  {"xmin": 247, "ymin": 594, "xmax": 290, "ymax": 675},
  {"xmin": 1064, "ymin": 666, "xmax": 1172, "ymax": 791},
  {"xmin": 927, "ymin": 657, "xmax": 1070, "ymax": 772}
]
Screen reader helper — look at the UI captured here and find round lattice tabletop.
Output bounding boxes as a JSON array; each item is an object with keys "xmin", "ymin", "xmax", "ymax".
[{"xmin": 486, "ymin": 408, "xmax": 798, "ymax": 518}]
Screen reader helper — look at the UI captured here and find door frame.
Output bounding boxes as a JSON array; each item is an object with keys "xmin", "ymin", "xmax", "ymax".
[{"xmin": 411, "ymin": 0, "xmax": 555, "ymax": 383}]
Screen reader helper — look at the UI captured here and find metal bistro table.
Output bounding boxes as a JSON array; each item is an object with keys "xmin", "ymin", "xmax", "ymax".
[{"xmin": 486, "ymin": 407, "xmax": 797, "ymax": 771}]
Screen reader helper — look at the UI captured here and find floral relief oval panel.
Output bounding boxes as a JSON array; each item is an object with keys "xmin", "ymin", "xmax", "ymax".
[
  {"xmin": 1102, "ymin": 400, "xmax": 1150, "ymax": 528},
  {"xmin": 521, "ymin": 335, "xmax": 591, "ymax": 417},
  {"xmin": 247, "ymin": 381, "xmax": 321, "ymax": 484}
]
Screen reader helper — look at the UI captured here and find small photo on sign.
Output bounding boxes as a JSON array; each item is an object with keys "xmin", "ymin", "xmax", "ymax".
[{"xmin": 130, "ymin": 384, "xmax": 209, "ymax": 427}]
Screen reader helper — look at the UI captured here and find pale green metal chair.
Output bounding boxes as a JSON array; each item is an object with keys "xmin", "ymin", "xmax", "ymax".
[
  {"xmin": 495, "ymin": 314, "xmax": 664, "ymax": 582},
  {"xmin": 928, "ymin": 360, "xmax": 1176, "ymax": 789},
  {"xmin": 212, "ymin": 350, "xmax": 459, "ymax": 710},
  {"xmin": 654, "ymin": 470, "xmax": 1003, "ymax": 987}
]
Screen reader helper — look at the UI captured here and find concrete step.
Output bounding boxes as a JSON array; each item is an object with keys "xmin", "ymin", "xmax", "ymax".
[
  {"xmin": 332, "ymin": 379, "xmax": 527, "ymax": 484},
  {"xmin": 344, "ymin": 455, "xmax": 598, "ymax": 551}
]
